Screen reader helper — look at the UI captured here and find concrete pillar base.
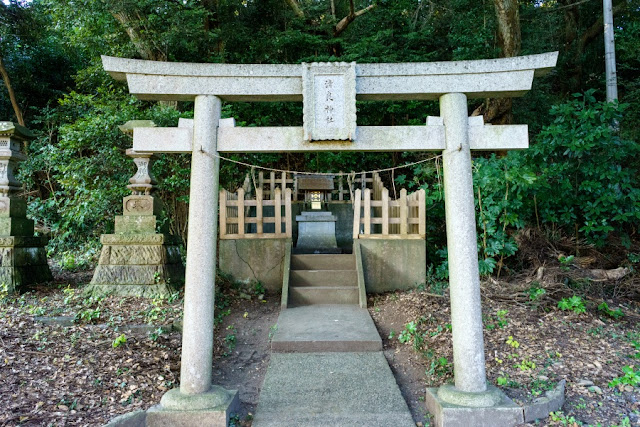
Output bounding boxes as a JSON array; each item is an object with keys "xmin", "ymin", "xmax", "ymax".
[
  {"xmin": 103, "ymin": 387, "xmax": 239, "ymax": 427},
  {"xmin": 147, "ymin": 386, "xmax": 239, "ymax": 426},
  {"xmin": 425, "ymin": 385, "xmax": 524, "ymax": 427}
]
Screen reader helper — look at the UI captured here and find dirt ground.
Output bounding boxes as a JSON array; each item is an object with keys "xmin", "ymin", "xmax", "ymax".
[{"xmin": 0, "ymin": 263, "xmax": 639, "ymax": 426}]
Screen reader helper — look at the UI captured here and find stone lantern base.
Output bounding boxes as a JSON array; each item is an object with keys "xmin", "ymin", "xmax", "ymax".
[
  {"xmin": 0, "ymin": 235, "xmax": 52, "ymax": 293},
  {"xmin": 85, "ymin": 195, "xmax": 184, "ymax": 298}
]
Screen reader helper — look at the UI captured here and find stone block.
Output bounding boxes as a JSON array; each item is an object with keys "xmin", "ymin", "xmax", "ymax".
[
  {"xmin": 101, "ymin": 233, "xmax": 172, "ymax": 245},
  {"xmin": 357, "ymin": 239, "xmax": 426, "ymax": 293},
  {"xmin": 425, "ymin": 386, "xmax": 524, "ymax": 427},
  {"xmin": 90, "ymin": 264, "xmax": 182, "ymax": 287},
  {"xmin": 0, "ymin": 235, "xmax": 47, "ymax": 248},
  {"xmin": 105, "ymin": 410, "xmax": 146, "ymax": 427},
  {"xmin": 0, "ymin": 217, "xmax": 34, "ymax": 236},
  {"xmin": 88, "ymin": 234, "xmax": 184, "ymax": 297},
  {"xmin": 146, "ymin": 388, "xmax": 239, "ymax": 427},
  {"xmin": 0, "ymin": 197, "xmax": 26, "ymax": 218},
  {"xmin": 122, "ymin": 195, "xmax": 162, "ymax": 217},
  {"xmin": 0, "ymin": 241, "xmax": 52, "ymax": 293},
  {"xmin": 98, "ymin": 244, "xmax": 166, "ymax": 265},
  {"xmin": 83, "ymin": 283, "xmax": 177, "ymax": 298},
  {"xmin": 523, "ymin": 380, "xmax": 565, "ymax": 422},
  {"xmin": 114, "ymin": 215, "xmax": 158, "ymax": 234},
  {"xmin": 218, "ymin": 238, "xmax": 288, "ymax": 292},
  {"xmin": 296, "ymin": 211, "xmax": 338, "ymax": 252}
]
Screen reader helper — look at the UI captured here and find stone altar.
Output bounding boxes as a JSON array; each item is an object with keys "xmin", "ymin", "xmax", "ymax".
[{"xmin": 295, "ymin": 175, "xmax": 340, "ymax": 254}]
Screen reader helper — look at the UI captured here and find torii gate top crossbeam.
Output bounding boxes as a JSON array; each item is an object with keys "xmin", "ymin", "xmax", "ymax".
[{"xmin": 102, "ymin": 52, "xmax": 558, "ymax": 102}]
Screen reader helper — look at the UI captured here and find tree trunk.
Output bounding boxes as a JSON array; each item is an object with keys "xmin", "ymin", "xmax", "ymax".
[
  {"xmin": 110, "ymin": 10, "xmax": 166, "ymax": 61},
  {"xmin": 475, "ymin": 0, "xmax": 521, "ymax": 125},
  {"xmin": 0, "ymin": 55, "xmax": 25, "ymax": 126}
]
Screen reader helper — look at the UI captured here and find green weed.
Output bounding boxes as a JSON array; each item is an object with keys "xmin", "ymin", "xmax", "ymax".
[{"xmin": 558, "ymin": 296, "xmax": 586, "ymax": 314}]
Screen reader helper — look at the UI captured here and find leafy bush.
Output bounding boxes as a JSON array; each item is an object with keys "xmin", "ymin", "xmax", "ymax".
[
  {"xmin": 609, "ymin": 365, "xmax": 640, "ymax": 388},
  {"xmin": 557, "ymin": 296, "xmax": 586, "ymax": 314},
  {"xmin": 526, "ymin": 91, "xmax": 640, "ymax": 247},
  {"xmin": 21, "ymin": 89, "xmax": 186, "ymax": 259}
]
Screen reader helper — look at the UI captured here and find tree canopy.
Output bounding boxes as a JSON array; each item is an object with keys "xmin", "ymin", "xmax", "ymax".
[{"xmin": 0, "ymin": 0, "xmax": 638, "ymax": 273}]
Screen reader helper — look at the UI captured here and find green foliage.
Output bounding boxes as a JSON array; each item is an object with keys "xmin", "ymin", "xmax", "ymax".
[
  {"xmin": 506, "ymin": 336, "xmax": 519, "ymax": 349},
  {"xmin": 485, "ymin": 309, "xmax": 509, "ymax": 330},
  {"xmin": 527, "ymin": 91, "xmax": 640, "ymax": 247},
  {"xmin": 112, "ymin": 333, "xmax": 127, "ymax": 349},
  {"xmin": 609, "ymin": 365, "xmax": 640, "ymax": 389},
  {"xmin": 22, "ymin": 91, "xmax": 185, "ymax": 255},
  {"xmin": 528, "ymin": 284, "xmax": 546, "ymax": 302},
  {"xmin": 557, "ymin": 296, "xmax": 586, "ymax": 314},
  {"xmin": 549, "ymin": 411, "xmax": 579, "ymax": 426},
  {"xmin": 0, "ymin": 0, "xmax": 638, "ymax": 277},
  {"xmin": 398, "ymin": 321, "xmax": 418, "ymax": 345},
  {"xmin": 598, "ymin": 302, "xmax": 624, "ymax": 320},
  {"xmin": 515, "ymin": 359, "xmax": 536, "ymax": 371},
  {"xmin": 426, "ymin": 356, "xmax": 451, "ymax": 378}
]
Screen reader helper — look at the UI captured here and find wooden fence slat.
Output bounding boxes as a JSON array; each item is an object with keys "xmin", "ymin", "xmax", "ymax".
[
  {"xmin": 281, "ymin": 172, "xmax": 286, "ymax": 191},
  {"xmin": 219, "ymin": 189, "xmax": 227, "ymax": 238},
  {"xmin": 270, "ymin": 171, "xmax": 276, "ymax": 199},
  {"xmin": 400, "ymin": 188, "xmax": 408, "ymax": 235},
  {"xmin": 274, "ymin": 188, "xmax": 282, "ymax": 234},
  {"xmin": 293, "ymin": 175, "xmax": 298, "ymax": 201},
  {"xmin": 353, "ymin": 189, "xmax": 362, "ymax": 239},
  {"xmin": 285, "ymin": 188, "xmax": 292, "ymax": 237},
  {"xmin": 237, "ymin": 188, "xmax": 245, "ymax": 236},
  {"xmin": 418, "ymin": 189, "xmax": 426, "ymax": 236},
  {"xmin": 256, "ymin": 188, "xmax": 263, "ymax": 234},
  {"xmin": 364, "ymin": 189, "xmax": 371, "ymax": 235},
  {"xmin": 339, "ymin": 172, "xmax": 344, "ymax": 201},
  {"xmin": 382, "ymin": 188, "xmax": 389, "ymax": 236}
]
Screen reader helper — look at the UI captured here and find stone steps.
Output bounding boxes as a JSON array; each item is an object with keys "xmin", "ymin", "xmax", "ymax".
[
  {"xmin": 288, "ymin": 254, "xmax": 358, "ymax": 306},
  {"xmin": 271, "ymin": 305, "xmax": 382, "ymax": 353},
  {"xmin": 289, "ymin": 270, "xmax": 357, "ymax": 287},
  {"xmin": 289, "ymin": 286, "xmax": 359, "ymax": 305},
  {"xmin": 290, "ymin": 254, "xmax": 355, "ymax": 270}
]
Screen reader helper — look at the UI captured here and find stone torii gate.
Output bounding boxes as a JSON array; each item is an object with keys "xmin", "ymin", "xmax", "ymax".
[{"xmin": 103, "ymin": 52, "xmax": 557, "ymax": 426}]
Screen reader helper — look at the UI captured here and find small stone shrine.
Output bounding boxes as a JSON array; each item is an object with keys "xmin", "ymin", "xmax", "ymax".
[
  {"xmin": 86, "ymin": 121, "xmax": 184, "ymax": 297},
  {"xmin": 0, "ymin": 122, "xmax": 52, "ymax": 292},
  {"xmin": 295, "ymin": 174, "xmax": 339, "ymax": 254}
]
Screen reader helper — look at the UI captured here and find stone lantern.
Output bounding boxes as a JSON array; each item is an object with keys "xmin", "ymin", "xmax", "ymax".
[
  {"xmin": 86, "ymin": 121, "xmax": 185, "ymax": 297},
  {"xmin": 0, "ymin": 122, "xmax": 52, "ymax": 293}
]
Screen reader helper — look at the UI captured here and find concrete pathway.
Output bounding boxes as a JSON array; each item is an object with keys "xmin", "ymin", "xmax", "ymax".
[{"xmin": 253, "ymin": 305, "xmax": 415, "ymax": 426}]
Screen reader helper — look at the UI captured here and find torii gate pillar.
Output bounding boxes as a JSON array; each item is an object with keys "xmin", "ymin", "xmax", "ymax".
[{"xmin": 441, "ymin": 92, "xmax": 487, "ymax": 393}]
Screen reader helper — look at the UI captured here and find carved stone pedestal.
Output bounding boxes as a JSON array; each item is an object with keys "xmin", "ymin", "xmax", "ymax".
[
  {"xmin": 86, "ymin": 147, "xmax": 184, "ymax": 297},
  {"xmin": 0, "ymin": 122, "xmax": 52, "ymax": 293}
]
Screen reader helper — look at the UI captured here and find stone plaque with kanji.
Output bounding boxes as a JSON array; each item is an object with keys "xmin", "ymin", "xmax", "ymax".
[{"xmin": 302, "ymin": 62, "xmax": 356, "ymax": 141}]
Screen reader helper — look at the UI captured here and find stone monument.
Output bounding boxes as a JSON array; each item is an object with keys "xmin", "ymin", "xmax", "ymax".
[
  {"xmin": 0, "ymin": 122, "xmax": 52, "ymax": 293},
  {"xmin": 85, "ymin": 121, "xmax": 184, "ymax": 297}
]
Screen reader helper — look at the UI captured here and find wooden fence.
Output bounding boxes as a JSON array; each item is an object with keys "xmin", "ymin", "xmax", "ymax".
[
  {"xmin": 247, "ymin": 171, "xmax": 373, "ymax": 202},
  {"xmin": 219, "ymin": 187, "xmax": 292, "ymax": 239},
  {"xmin": 352, "ymin": 187, "xmax": 425, "ymax": 239}
]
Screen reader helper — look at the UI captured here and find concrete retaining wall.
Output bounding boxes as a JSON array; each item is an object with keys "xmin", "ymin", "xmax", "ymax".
[
  {"xmin": 356, "ymin": 239, "xmax": 426, "ymax": 293},
  {"xmin": 218, "ymin": 238, "xmax": 290, "ymax": 292}
]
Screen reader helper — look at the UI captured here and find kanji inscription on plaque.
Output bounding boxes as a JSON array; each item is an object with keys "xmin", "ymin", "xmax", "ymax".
[{"xmin": 302, "ymin": 62, "xmax": 356, "ymax": 141}]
